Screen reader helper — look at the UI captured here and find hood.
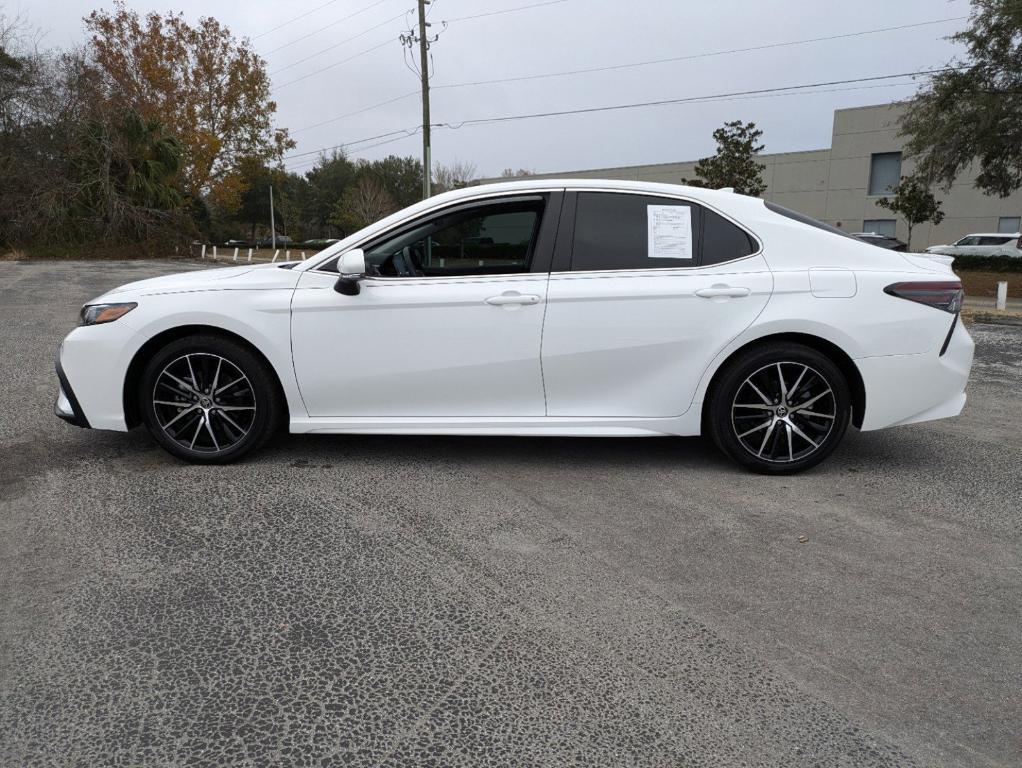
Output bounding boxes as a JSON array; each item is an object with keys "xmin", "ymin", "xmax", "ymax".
[{"xmin": 95, "ymin": 263, "xmax": 296, "ymax": 301}]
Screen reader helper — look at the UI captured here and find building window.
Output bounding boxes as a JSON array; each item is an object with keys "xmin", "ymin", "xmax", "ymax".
[
  {"xmin": 998, "ymin": 216, "xmax": 1020, "ymax": 233},
  {"xmin": 862, "ymin": 219, "xmax": 897, "ymax": 237},
  {"xmin": 867, "ymin": 152, "xmax": 902, "ymax": 196}
]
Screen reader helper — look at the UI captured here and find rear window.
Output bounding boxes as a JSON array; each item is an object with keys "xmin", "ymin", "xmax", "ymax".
[
  {"xmin": 571, "ymin": 192, "xmax": 701, "ymax": 271},
  {"xmin": 764, "ymin": 201, "xmax": 856, "ymax": 240},
  {"xmin": 977, "ymin": 236, "xmax": 1014, "ymax": 246},
  {"xmin": 702, "ymin": 208, "xmax": 756, "ymax": 264}
]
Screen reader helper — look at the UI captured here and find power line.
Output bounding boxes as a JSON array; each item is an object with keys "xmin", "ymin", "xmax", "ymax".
[
  {"xmin": 433, "ymin": 17, "xmax": 968, "ymax": 91},
  {"xmin": 284, "ymin": 128, "xmax": 421, "ymax": 160},
  {"xmin": 443, "ymin": 0, "xmax": 568, "ymax": 23},
  {"xmin": 272, "ymin": 39, "xmax": 395, "ymax": 90},
  {"xmin": 283, "ymin": 69, "xmax": 950, "ymax": 164},
  {"xmin": 287, "ymin": 16, "xmax": 966, "ymax": 132},
  {"xmin": 262, "ymin": 0, "xmax": 394, "ymax": 55},
  {"xmin": 434, "ymin": 69, "xmax": 959, "ymax": 130},
  {"xmin": 270, "ymin": 10, "xmax": 408, "ymax": 75},
  {"xmin": 255, "ymin": 0, "xmax": 347, "ymax": 40},
  {"xmin": 292, "ymin": 90, "xmax": 420, "ymax": 133}
]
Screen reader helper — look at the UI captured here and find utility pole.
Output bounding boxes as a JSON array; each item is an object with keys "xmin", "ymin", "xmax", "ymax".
[
  {"xmin": 417, "ymin": 0, "xmax": 431, "ymax": 199},
  {"xmin": 269, "ymin": 186, "xmax": 276, "ymax": 249},
  {"xmin": 402, "ymin": 1, "xmax": 439, "ymax": 199}
]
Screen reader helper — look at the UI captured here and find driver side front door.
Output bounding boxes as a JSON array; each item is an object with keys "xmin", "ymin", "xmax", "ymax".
[{"xmin": 290, "ymin": 193, "xmax": 560, "ymax": 419}]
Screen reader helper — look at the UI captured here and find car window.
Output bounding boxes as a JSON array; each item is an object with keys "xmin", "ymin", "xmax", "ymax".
[
  {"xmin": 955, "ymin": 236, "xmax": 979, "ymax": 246},
  {"xmin": 702, "ymin": 208, "xmax": 757, "ymax": 265},
  {"xmin": 570, "ymin": 192, "xmax": 703, "ymax": 271},
  {"xmin": 325, "ymin": 198, "xmax": 545, "ymax": 277},
  {"xmin": 977, "ymin": 236, "xmax": 1014, "ymax": 246}
]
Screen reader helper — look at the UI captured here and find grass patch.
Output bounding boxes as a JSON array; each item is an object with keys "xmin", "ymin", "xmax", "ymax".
[{"xmin": 957, "ymin": 270, "xmax": 1022, "ymax": 298}]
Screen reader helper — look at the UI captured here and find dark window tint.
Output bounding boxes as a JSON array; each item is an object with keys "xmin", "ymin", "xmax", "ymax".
[
  {"xmin": 977, "ymin": 235, "xmax": 1014, "ymax": 246},
  {"xmin": 765, "ymin": 201, "xmax": 857, "ymax": 240},
  {"xmin": 702, "ymin": 208, "xmax": 756, "ymax": 264},
  {"xmin": 571, "ymin": 193, "xmax": 700, "ymax": 271}
]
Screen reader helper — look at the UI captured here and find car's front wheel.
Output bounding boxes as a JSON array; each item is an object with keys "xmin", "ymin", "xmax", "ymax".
[
  {"xmin": 139, "ymin": 334, "xmax": 281, "ymax": 464},
  {"xmin": 707, "ymin": 343, "xmax": 851, "ymax": 474}
]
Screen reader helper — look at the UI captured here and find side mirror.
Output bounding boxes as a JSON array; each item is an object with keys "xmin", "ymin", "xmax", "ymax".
[{"xmin": 334, "ymin": 249, "xmax": 366, "ymax": 296}]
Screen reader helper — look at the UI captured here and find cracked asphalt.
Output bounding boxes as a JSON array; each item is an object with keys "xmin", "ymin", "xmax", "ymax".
[{"xmin": 1, "ymin": 260, "xmax": 1020, "ymax": 767}]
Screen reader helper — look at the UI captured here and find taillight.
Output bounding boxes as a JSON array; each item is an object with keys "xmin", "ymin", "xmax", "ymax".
[
  {"xmin": 1016, "ymin": 236, "xmax": 1021, "ymax": 250},
  {"xmin": 884, "ymin": 281, "xmax": 963, "ymax": 313}
]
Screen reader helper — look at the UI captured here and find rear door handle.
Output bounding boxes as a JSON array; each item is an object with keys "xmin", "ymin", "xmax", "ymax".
[
  {"xmin": 485, "ymin": 292, "xmax": 541, "ymax": 306},
  {"xmin": 695, "ymin": 285, "xmax": 751, "ymax": 299}
]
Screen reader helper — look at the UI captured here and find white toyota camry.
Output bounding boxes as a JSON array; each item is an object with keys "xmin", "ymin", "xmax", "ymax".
[{"xmin": 55, "ymin": 179, "xmax": 974, "ymax": 473}]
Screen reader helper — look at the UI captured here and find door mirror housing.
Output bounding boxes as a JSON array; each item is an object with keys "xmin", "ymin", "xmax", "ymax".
[{"xmin": 334, "ymin": 249, "xmax": 366, "ymax": 296}]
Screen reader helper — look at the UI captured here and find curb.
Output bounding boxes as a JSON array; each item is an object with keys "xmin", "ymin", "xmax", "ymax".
[{"xmin": 961, "ymin": 309, "xmax": 1022, "ymax": 327}]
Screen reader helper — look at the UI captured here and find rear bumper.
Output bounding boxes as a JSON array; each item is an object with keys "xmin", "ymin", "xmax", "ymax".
[
  {"xmin": 54, "ymin": 345, "xmax": 90, "ymax": 428},
  {"xmin": 856, "ymin": 318, "xmax": 974, "ymax": 431}
]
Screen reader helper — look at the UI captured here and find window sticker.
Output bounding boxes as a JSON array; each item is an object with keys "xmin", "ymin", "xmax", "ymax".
[{"xmin": 647, "ymin": 205, "xmax": 693, "ymax": 259}]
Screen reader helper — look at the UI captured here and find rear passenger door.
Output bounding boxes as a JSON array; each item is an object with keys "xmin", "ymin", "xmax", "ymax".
[{"xmin": 540, "ymin": 191, "xmax": 772, "ymax": 418}]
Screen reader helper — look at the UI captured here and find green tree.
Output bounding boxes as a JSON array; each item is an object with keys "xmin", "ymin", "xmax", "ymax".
[
  {"xmin": 900, "ymin": 0, "xmax": 1022, "ymax": 197},
  {"xmin": 877, "ymin": 177, "xmax": 945, "ymax": 250},
  {"xmin": 303, "ymin": 152, "xmax": 358, "ymax": 234},
  {"xmin": 688, "ymin": 120, "xmax": 766, "ymax": 196}
]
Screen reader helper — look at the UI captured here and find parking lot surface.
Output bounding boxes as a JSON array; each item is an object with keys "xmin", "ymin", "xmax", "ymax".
[{"xmin": 2, "ymin": 260, "xmax": 1020, "ymax": 767}]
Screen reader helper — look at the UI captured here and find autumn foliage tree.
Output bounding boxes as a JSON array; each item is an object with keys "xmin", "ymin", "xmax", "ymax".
[{"xmin": 84, "ymin": 2, "xmax": 293, "ymax": 210}]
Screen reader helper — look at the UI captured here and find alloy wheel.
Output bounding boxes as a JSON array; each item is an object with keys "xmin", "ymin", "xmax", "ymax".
[
  {"xmin": 151, "ymin": 353, "xmax": 256, "ymax": 454},
  {"xmin": 730, "ymin": 361, "xmax": 837, "ymax": 464}
]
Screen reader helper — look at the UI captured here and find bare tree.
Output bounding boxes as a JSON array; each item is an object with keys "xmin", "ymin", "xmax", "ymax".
[
  {"xmin": 433, "ymin": 159, "xmax": 477, "ymax": 193},
  {"xmin": 500, "ymin": 168, "xmax": 534, "ymax": 178},
  {"xmin": 329, "ymin": 176, "xmax": 395, "ymax": 234}
]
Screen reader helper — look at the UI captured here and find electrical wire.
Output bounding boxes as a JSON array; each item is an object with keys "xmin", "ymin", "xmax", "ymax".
[
  {"xmin": 433, "ymin": 69, "xmax": 960, "ymax": 130},
  {"xmin": 254, "ymin": 0, "xmax": 346, "ymax": 39},
  {"xmin": 272, "ymin": 39, "xmax": 395, "ymax": 91},
  {"xmin": 287, "ymin": 16, "xmax": 967, "ymax": 131},
  {"xmin": 433, "ymin": 17, "xmax": 968, "ymax": 91},
  {"xmin": 270, "ymin": 10, "xmax": 409, "ymax": 74},
  {"xmin": 292, "ymin": 91, "xmax": 420, "ymax": 133},
  {"xmin": 263, "ymin": 0, "xmax": 393, "ymax": 55},
  {"xmin": 282, "ymin": 68, "xmax": 954, "ymax": 163},
  {"xmin": 443, "ymin": 0, "xmax": 568, "ymax": 23}
]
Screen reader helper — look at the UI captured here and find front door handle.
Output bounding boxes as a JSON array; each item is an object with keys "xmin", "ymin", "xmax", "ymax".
[
  {"xmin": 485, "ymin": 292, "xmax": 541, "ymax": 307},
  {"xmin": 695, "ymin": 285, "xmax": 751, "ymax": 299}
]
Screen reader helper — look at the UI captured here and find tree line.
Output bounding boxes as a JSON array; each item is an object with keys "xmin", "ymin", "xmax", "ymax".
[
  {"xmin": 0, "ymin": 3, "xmax": 494, "ymax": 255},
  {"xmin": 1, "ymin": 0, "xmax": 1018, "ymax": 255}
]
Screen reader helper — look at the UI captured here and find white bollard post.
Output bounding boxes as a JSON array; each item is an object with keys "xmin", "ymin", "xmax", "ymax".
[
  {"xmin": 212, "ymin": 245, "xmax": 218, "ymax": 261},
  {"xmin": 233, "ymin": 247, "xmax": 239, "ymax": 262},
  {"xmin": 248, "ymin": 248, "xmax": 253, "ymax": 263},
  {"xmin": 286, "ymin": 250, "xmax": 291, "ymax": 260},
  {"xmin": 301, "ymin": 251, "xmax": 306, "ymax": 260},
  {"xmin": 201, "ymin": 244, "xmax": 206, "ymax": 260},
  {"xmin": 272, "ymin": 249, "xmax": 280, "ymax": 263},
  {"xmin": 996, "ymin": 281, "xmax": 1008, "ymax": 311}
]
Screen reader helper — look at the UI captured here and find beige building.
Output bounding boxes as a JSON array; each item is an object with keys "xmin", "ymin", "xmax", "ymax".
[{"xmin": 490, "ymin": 103, "xmax": 1022, "ymax": 249}]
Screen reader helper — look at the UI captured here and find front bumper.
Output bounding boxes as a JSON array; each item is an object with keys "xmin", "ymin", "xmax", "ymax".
[{"xmin": 54, "ymin": 345, "xmax": 91, "ymax": 428}]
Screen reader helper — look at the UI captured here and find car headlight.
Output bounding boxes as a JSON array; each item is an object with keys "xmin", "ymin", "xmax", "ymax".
[{"xmin": 80, "ymin": 302, "xmax": 137, "ymax": 326}]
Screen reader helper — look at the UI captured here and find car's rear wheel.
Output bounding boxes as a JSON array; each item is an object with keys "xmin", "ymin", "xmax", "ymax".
[
  {"xmin": 139, "ymin": 335, "xmax": 280, "ymax": 464},
  {"xmin": 707, "ymin": 343, "xmax": 851, "ymax": 474}
]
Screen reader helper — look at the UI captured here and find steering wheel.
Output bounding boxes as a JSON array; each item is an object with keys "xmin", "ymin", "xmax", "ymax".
[{"xmin": 396, "ymin": 246, "xmax": 423, "ymax": 277}]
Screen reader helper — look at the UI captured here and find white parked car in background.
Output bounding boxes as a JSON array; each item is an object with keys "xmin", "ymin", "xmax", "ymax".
[
  {"xmin": 55, "ymin": 180, "xmax": 973, "ymax": 473},
  {"xmin": 925, "ymin": 232, "xmax": 1022, "ymax": 258}
]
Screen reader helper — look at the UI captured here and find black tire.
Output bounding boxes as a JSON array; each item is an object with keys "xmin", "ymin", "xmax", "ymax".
[
  {"xmin": 139, "ymin": 334, "xmax": 281, "ymax": 464},
  {"xmin": 707, "ymin": 342, "xmax": 851, "ymax": 474}
]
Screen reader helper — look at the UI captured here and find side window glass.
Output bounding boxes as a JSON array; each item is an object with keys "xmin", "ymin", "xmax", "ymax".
[
  {"xmin": 571, "ymin": 193, "xmax": 700, "ymax": 271},
  {"xmin": 362, "ymin": 200, "xmax": 544, "ymax": 277},
  {"xmin": 701, "ymin": 208, "xmax": 756, "ymax": 265},
  {"xmin": 956, "ymin": 236, "xmax": 978, "ymax": 246}
]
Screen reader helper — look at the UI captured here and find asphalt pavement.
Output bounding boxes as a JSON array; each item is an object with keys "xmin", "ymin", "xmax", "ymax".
[{"xmin": 1, "ymin": 260, "xmax": 1020, "ymax": 767}]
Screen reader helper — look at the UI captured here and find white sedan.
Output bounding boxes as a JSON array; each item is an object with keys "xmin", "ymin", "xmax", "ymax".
[{"xmin": 55, "ymin": 180, "xmax": 974, "ymax": 473}]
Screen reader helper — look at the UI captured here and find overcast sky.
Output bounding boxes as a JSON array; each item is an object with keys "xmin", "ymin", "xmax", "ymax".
[{"xmin": 14, "ymin": 0, "xmax": 969, "ymax": 177}]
